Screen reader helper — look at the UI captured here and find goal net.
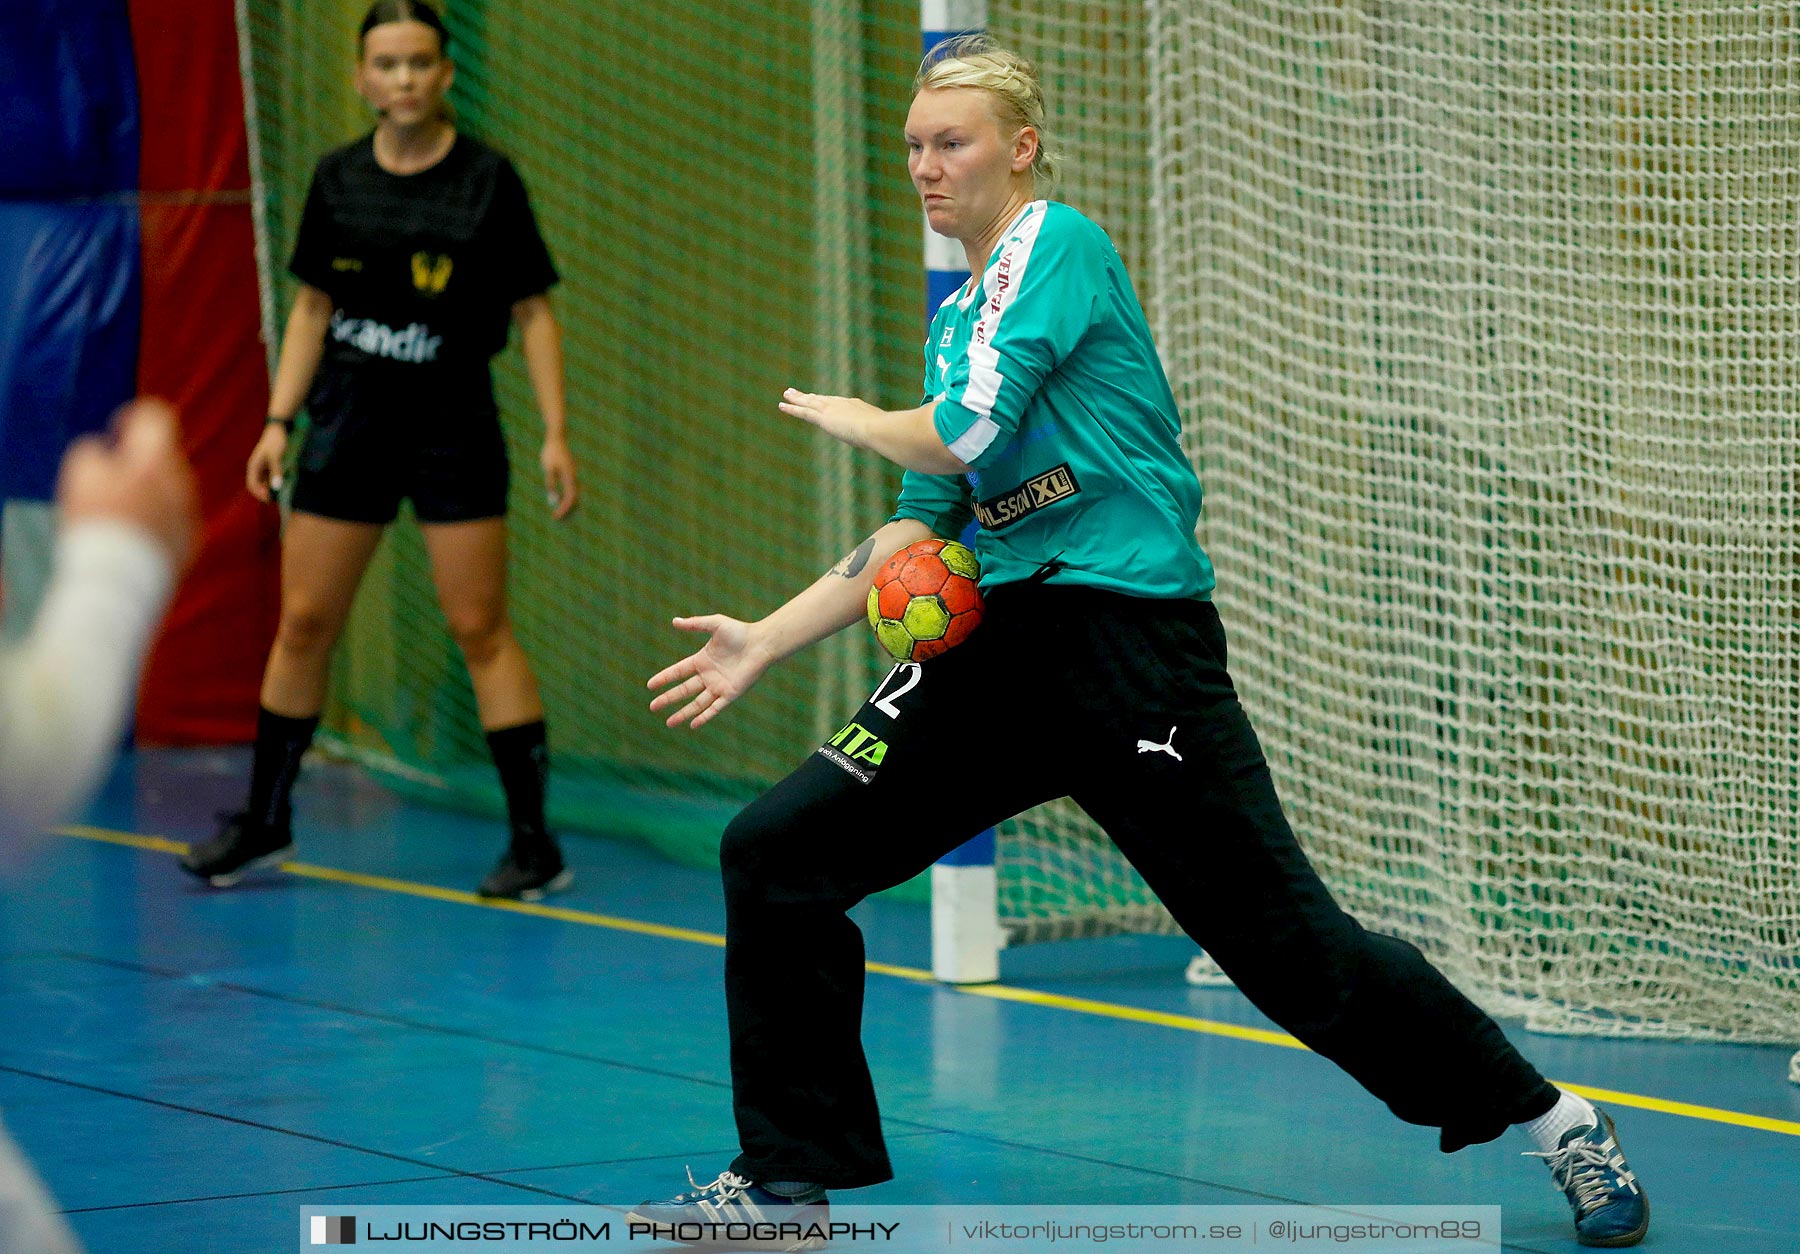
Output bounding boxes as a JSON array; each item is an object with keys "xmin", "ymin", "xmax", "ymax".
[
  {"xmin": 974, "ymin": 2, "xmax": 1800, "ymax": 1053},
  {"xmin": 1142, "ymin": 0, "xmax": 1800, "ymax": 1043}
]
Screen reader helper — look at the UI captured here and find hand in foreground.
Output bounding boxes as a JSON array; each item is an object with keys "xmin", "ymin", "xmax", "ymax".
[
  {"xmin": 648, "ymin": 615, "xmax": 767, "ymax": 730},
  {"xmin": 541, "ymin": 434, "xmax": 580, "ymax": 520},
  {"xmin": 58, "ymin": 397, "xmax": 199, "ymax": 567},
  {"xmin": 245, "ymin": 422, "xmax": 288, "ymax": 503},
  {"xmin": 778, "ymin": 387, "xmax": 882, "ymax": 447}
]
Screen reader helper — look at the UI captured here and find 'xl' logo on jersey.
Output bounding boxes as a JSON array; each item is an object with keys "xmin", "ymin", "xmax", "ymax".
[
  {"xmin": 411, "ymin": 252, "xmax": 453, "ymax": 295},
  {"xmin": 973, "ymin": 463, "xmax": 1081, "ymax": 530}
]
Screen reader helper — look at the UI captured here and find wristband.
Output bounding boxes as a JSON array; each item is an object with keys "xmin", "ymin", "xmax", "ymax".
[{"xmin": 266, "ymin": 415, "xmax": 295, "ymax": 432}]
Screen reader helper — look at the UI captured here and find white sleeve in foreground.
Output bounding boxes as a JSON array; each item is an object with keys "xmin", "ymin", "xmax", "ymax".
[{"xmin": 0, "ymin": 520, "xmax": 175, "ymax": 834}]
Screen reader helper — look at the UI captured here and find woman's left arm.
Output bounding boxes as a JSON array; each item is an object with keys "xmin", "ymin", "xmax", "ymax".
[
  {"xmin": 777, "ymin": 389, "xmax": 971, "ymax": 476},
  {"xmin": 514, "ymin": 293, "xmax": 579, "ymax": 519}
]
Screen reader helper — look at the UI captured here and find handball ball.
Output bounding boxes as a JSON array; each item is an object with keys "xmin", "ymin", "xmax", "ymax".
[{"xmin": 866, "ymin": 538, "xmax": 984, "ymax": 662}]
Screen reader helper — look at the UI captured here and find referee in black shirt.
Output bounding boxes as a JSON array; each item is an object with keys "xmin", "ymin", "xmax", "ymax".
[{"xmin": 183, "ymin": 0, "xmax": 581, "ymax": 900}]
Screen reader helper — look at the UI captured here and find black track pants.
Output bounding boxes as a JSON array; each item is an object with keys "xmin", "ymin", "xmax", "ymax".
[{"xmin": 722, "ymin": 584, "xmax": 1556, "ymax": 1188}]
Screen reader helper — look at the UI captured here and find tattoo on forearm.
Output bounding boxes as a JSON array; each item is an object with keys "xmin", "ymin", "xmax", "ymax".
[{"xmin": 831, "ymin": 535, "xmax": 878, "ymax": 579}]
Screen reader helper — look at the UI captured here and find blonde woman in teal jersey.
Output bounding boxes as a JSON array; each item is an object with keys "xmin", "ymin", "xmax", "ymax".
[{"xmin": 640, "ymin": 35, "xmax": 1647, "ymax": 1251}]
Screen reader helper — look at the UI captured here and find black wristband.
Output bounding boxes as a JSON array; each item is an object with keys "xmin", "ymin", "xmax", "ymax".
[{"xmin": 266, "ymin": 415, "xmax": 295, "ymax": 432}]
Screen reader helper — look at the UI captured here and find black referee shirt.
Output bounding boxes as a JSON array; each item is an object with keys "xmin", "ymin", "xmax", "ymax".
[{"xmin": 290, "ymin": 132, "xmax": 559, "ymax": 372}]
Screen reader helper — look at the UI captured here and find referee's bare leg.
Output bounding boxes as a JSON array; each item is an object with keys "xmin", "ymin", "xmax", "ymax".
[
  {"xmin": 424, "ymin": 518, "xmax": 571, "ymax": 899},
  {"xmin": 180, "ymin": 513, "xmax": 382, "ymax": 886},
  {"xmin": 263, "ymin": 514, "xmax": 385, "ymax": 715},
  {"xmin": 423, "ymin": 519, "xmax": 539, "ymax": 727}
]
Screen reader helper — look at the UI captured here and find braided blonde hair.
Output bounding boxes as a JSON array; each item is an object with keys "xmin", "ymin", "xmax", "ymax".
[{"xmin": 915, "ymin": 34, "xmax": 1056, "ymax": 183}]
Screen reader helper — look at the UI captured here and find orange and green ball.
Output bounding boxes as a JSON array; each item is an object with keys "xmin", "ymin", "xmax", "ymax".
[{"xmin": 866, "ymin": 537, "xmax": 985, "ymax": 662}]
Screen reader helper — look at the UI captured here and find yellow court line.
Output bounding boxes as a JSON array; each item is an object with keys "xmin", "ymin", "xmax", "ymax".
[
  {"xmin": 61, "ymin": 826, "xmax": 189, "ymax": 857},
  {"xmin": 52, "ymin": 823, "xmax": 1800, "ymax": 1138},
  {"xmin": 55, "ymin": 825, "xmax": 725, "ymax": 948},
  {"xmin": 954, "ymin": 982, "xmax": 1309, "ymax": 1050},
  {"xmin": 1560, "ymin": 1084, "xmax": 1800, "ymax": 1137},
  {"xmin": 289, "ymin": 862, "xmax": 729, "ymax": 948}
]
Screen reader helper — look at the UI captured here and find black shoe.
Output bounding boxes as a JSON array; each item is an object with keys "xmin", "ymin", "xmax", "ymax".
[
  {"xmin": 477, "ymin": 839, "xmax": 571, "ymax": 901},
  {"xmin": 180, "ymin": 811, "xmax": 294, "ymax": 887}
]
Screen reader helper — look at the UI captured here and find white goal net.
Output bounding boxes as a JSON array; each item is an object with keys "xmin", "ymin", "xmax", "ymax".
[{"xmin": 987, "ymin": 1, "xmax": 1800, "ymax": 1053}]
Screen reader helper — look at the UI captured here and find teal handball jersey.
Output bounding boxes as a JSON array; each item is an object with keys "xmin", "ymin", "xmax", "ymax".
[{"xmin": 892, "ymin": 201, "xmax": 1215, "ymax": 600}]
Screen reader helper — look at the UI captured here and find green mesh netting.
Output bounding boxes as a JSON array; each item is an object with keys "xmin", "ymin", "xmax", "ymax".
[{"xmin": 244, "ymin": 0, "xmax": 924, "ymax": 889}]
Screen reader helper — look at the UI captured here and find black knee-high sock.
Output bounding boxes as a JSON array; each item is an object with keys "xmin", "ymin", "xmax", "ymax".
[
  {"xmin": 486, "ymin": 719, "xmax": 550, "ymax": 846},
  {"xmin": 247, "ymin": 707, "xmax": 319, "ymax": 831}
]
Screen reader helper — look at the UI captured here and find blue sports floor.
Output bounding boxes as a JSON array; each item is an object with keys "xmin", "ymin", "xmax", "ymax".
[{"xmin": 2, "ymin": 747, "xmax": 1797, "ymax": 1253}]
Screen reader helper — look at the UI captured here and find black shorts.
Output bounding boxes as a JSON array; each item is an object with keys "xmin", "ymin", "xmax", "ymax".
[{"xmin": 290, "ymin": 365, "xmax": 510, "ymax": 525}]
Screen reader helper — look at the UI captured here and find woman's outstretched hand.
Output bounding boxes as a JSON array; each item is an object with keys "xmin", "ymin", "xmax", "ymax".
[{"xmin": 648, "ymin": 614, "xmax": 769, "ymax": 729}]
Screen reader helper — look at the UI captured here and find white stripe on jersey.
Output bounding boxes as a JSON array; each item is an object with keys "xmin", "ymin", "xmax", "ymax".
[
  {"xmin": 949, "ymin": 202, "xmax": 1047, "ymax": 463},
  {"xmin": 946, "ymin": 412, "xmax": 1001, "ymax": 464}
]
